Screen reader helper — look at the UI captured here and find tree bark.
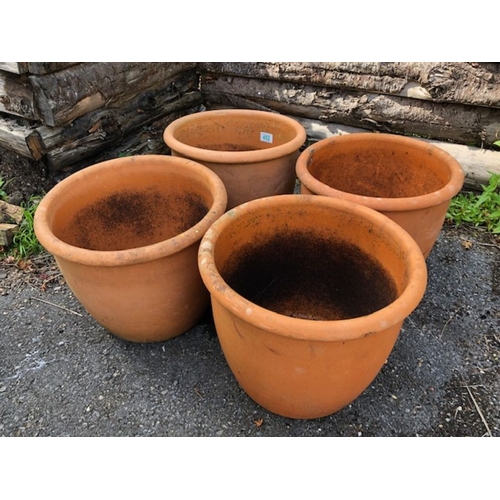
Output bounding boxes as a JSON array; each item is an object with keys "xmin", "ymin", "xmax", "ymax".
[
  {"xmin": 29, "ymin": 62, "xmax": 197, "ymax": 126},
  {"xmin": 43, "ymin": 89, "xmax": 202, "ymax": 172},
  {"xmin": 53, "ymin": 104, "xmax": 203, "ymax": 181},
  {"xmin": 201, "ymin": 62, "xmax": 500, "ymax": 108},
  {"xmin": 202, "ymin": 75, "xmax": 500, "ymax": 147},
  {"xmin": 27, "ymin": 70, "xmax": 200, "ymax": 157},
  {"xmin": 0, "ymin": 115, "xmax": 36, "ymax": 158},
  {"xmin": 0, "ymin": 62, "xmax": 78, "ymax": 74},
  {"xmin": 0, "ymin": 70, "xmax": 36, "ymax": 119}
]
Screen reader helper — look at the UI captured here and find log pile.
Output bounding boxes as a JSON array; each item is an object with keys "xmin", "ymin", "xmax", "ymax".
[
  {"xmin": 0, "ymin": 62, "xmax": 203, "ymax": 178},
  {"xmin": 1, "ymin": 62, "xmax": 499, "ymax": 189},
  {"xmin": 200, "ymin": 62, "xmax": 500, "ymax": 189}
]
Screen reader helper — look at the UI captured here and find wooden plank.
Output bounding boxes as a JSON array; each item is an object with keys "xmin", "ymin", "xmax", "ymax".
[
  {"xmin": 0, "ymin": 223, "xmax": 18, "ymax": 246},
  {"xmin": 201, "ymin": 62, "xmax": 500, "ymax": 108},
  {"xmin": 29, "ymin": 62, "xmax": 197, "ymax": 126},
  {"xmin": 29, "ymin": 70, "xmax": 199, "ymax": 152},
  {"xmin": 0, "ymin": 200, "xmax": 24, "ymax": 224},
  {"xmin": 202, "ymin": 75, "xmax": 500, "ymax": 148},
  {"xmin": 25, "ymin": 63, "xmax": 78, "ymax": 75},
  {"xmin": 292, "ymin": 116, "xmax": 500, "ymax": 191},
  {"xmin": 53, "ymin": 104, "xmax": 204, "ymax": 181},
  {"xmin": 0, "ymin": 63, "xmax": 25, "ymax": 74},
  {"xmin": 0, "ymin": 70, "xmax": 36, "ymax": 120},
  {"xmin": 25, "ymin": 69, "xmax": 201, "ymax": 171},
  {"xmin": 45, "ymin": 89, "xmax": 203, "ymax": 172},
  {"xmin": 0, "ymin": 115, "xmax": 37, "ymax": 158},
  {"xmin": 0, "ymin": 62, "xmax": 78, "ymax": 75}
]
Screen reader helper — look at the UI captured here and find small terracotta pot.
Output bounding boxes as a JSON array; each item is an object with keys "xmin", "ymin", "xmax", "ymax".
[
  {"xmin": 296, "ymin": 133, "xmax": 465, "ymax": 258},
  {"xmin": 34, "ymin": 155, "xmax": 227, "ymax": 343},
  {"xmin": 163, "ymin": 109, "xmax": 306, "ymax": 209},
  {"xmin": 198, "ymin": 194, "xmax": 427, "ymax": 419}
]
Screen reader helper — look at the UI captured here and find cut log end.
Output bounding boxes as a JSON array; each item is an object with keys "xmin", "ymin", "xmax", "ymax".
[
  {"xmin": 0, "ymin": 223, "xmax": 18, "ymax": 246},
  {"xmin": 0, "ymin": 200, "xmax": 24, "ymax": 224}
]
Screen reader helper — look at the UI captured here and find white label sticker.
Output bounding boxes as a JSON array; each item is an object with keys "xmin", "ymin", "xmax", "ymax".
[{"xmin": 260, "ymin": 132, "xmax": 273, "ymax": 144}]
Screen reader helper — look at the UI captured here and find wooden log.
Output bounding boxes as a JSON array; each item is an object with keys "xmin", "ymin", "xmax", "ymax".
[
  {"xmin": 0, "ymin": 223, "xmax": 18, "ymax": 246},
  {"xmin": 201, "ymin": 62, "xmax": 500, "ymax": 108},
  {"xmin": 202, "ymin": 75, "xmax": 500, "ymax": 147},
  {"xmin": 0, "ymin": 200, "xmax": 24, "ymax": 224},
  {"xmin": 0, "ymin": 114, "xmax": 37, "ymax": 158},
  {"xmin": 43, "ymin": 89, "xmax": 203, "ymax": 173},
  {"xmin": 0, "ymin": 63, "xmax": 23, "ymax": 74},
  {"xmin": 0, "ymin": 62, "xmax": 78, "ymax": 75},
  {"xmin": 0, "ymin": 70, "xmax": 36, "ymax": 120},
  {"xmin": 53, "ymin": 104, "xmax": 204, "ymax": 181},
  {"xmin": 291, "ymin": 116, "xmax": 500, "ymax": 191},
  {"xmin": 28, "ymin": 70, "xmax": 199, "ymax": 154},
  {"xmin": 29, "ymin": 62, "xmax": 197, "ymax": 126}
]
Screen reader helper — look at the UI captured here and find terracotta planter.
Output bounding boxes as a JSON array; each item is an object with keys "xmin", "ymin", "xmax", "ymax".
[
  {"xmin": 296, "ymin": 133, "xmax": 465, "ymax": 258},
  {"xmin": 163, "ymin": 109, "xmax": 306, "ymax": 209},
  {"xmin": 198, "ymin": 194, "xmax": 427, "ymax": 419},
  {"xmin": 34, "ymin": 155, "xmax": 227, "ymax": 343}
]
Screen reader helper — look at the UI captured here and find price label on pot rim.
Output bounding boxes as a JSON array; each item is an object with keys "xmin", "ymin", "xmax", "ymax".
[{"xmin": 260, "ymin": 132, "xmax": 273, "ymax": 144}]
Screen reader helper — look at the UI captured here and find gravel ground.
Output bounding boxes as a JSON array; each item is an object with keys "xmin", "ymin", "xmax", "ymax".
[{"xmin": 1, "ymin": 223, "xmax": 499, "ymax": 437}]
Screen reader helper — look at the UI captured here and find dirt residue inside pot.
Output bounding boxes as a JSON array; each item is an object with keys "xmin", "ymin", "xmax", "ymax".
[
  {"xmin": 309, "ymin": 150, "xmax": 446, "ymax": 198},
  {"xmin": 59, "ymin": 189, "xmax": 208, "ymax": 251},
  {"xmin": 222, "ymin": 230, "xmax": 398, "ymax": 321}
]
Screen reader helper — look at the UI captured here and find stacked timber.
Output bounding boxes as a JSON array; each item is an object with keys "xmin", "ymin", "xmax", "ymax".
[
  {"xmin": 199, "ymin": 62, "xmax": 500, "ymax": 189},
  {"xmin": 0, "ymin": 62, "xmax": 203, "ymax": 179}
]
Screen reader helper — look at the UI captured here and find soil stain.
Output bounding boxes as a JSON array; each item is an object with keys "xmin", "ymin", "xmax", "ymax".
[
  {"xmin": 61, "ymin": 188, "xmax": 208, "ymax": 251},
  {"xmin": 222, "ymin": 230, "xmax": 398, "ymax": 321},
  {"xmin": 309, "ymin": 150, "xmax": 445, "ymax": 198}
]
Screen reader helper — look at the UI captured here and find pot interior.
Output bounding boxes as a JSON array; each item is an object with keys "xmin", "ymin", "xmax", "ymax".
[
  {"xmin": 173, "ymin": 113, "xmax": 299, "ymax": 152},
  {"xmin": 221, "ymin": 229, "xmax": 398, "ymax": 321},
  {"xmin": 213, "ymin": 201, "xmax": 413, "ymax": 322},
  {"xmin": 51, "ymin": 170, "xmax": 210, "ymax": 251},
  {"xmin": 307, "ymin": 140, "xmax": 451, "ymax": 198}
]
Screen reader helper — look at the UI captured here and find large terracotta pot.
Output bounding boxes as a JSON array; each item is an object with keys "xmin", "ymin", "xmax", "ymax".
[
  {"xmin": 34, "ymin": 155, "xmax": 227, "ymax": 343},
  {"xmin": 198, "ymin": 194, "xmax": 427, "ymax": 419},
  {"xmin": 163, "ymin": 109, "xmax": 306, "ymax": 209},
  {"xmin": 296, "ymin": 133, "xmax": 465, "ymax": 258}
]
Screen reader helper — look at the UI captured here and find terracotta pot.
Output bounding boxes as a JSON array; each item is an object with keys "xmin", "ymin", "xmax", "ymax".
[
  {"xmin": 163, "ymin": 109, "xmax": 306, "ymax": 209},
  {"xmin": 34, "ymin": 155, "xmax": 227, "ymax": 343},
  {"xmin": 296, "ymin": 133, "xmax": 465, "ymax": 258},
  {"xmin": 198, "ymin": 194, "xmax": 427, "ymax": 419}
]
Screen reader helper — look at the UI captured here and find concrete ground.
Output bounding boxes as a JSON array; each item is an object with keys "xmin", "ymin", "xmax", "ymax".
[{"xmin": 1, "ymin": 223, "xmax": 499, "ymax": 437}]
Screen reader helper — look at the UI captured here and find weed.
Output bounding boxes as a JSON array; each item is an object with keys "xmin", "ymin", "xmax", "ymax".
[
  {"xmin": 0, "ymin": 176, "xmax": 10, "ymax": 201},
  {"xmin": 9, "ymin": 196, "xmax": 44, "ymax": 260},
  {"xmin": 446, "ymin": 174, "xmax": 500, "ymax": 234}
]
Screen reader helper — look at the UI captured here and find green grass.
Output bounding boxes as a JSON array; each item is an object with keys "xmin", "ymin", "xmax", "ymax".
[
  {"xmin": 446, "ymin": 173, "xmax": 500, "ymax": 234},
  {"xmin": 0, "ymin": 176, "xmax": 10, "ymax": 201},
  {"xmin": 1, "ymin": 195, "xmax": 44, "ymax": 260}
]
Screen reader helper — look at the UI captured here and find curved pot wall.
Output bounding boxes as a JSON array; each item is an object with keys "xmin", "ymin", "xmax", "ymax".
[
  {"xmin": 34, "ymin": 155, "xmax": 227, "ymax": 342},
  {"xmin": 198, "ymin": 194, "xmax": 427, "ymax": 419},
  {"xmin": 164, "ymin": 109, "xmax": 306, "ymax": 209},
  {"xmin": 296, "ymin": 133, "xmax": 465, "ymax": 258}
]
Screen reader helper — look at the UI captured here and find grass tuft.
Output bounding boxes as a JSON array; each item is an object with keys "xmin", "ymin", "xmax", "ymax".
[
  {"xmin": 2, "ymin": 195, "xmax": 44, "ymax": 260},
  {"xmin": 446, "ymin": 173, "xmax": 500, "ymax": 234}
]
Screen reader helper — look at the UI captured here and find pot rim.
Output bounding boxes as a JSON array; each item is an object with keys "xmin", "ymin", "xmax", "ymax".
[
  {"xmin": 163, "ymin": 109, "xmax": 307, "ymax": 164},
  {"xmin": 198, "ymin": 194, "xmax": 428, "ymax": 343},
  {"xmin": 34, "ymin": 155, "xmax": 228, "ymax": 267},
  {"xmin": 296, "ymin": 132, "xmax": 465, "ymax": 211}
]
